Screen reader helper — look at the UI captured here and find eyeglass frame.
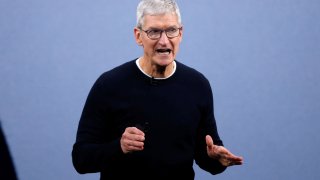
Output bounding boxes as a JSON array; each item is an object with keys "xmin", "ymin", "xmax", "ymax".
[{"xmin": 138, "ymin": 27, "xmax": 183, "ymax": 40}]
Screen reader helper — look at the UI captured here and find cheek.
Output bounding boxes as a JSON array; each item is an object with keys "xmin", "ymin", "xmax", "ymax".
[
  {"xmin": 173, "ymin": 43, "xmax": 181, "ymax": 53},
  {"xmin": 144, "ymin": 43, "xmax": 156, "ymax": 52},
  {"xmin": 143, "ymin": 45, "xmax": 156, "ymax": 56}
]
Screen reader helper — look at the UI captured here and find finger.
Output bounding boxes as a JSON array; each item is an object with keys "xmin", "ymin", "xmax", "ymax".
[
  {"xmin": 218, "ymin": 146, "xmax": 240, "ymax": 159},
  {"xmin": 121, "ymin": 128, "xmax": 145, "ymax": 154},
  {"xmin": 122, "ymin": 144, "xmax": 144, "ymax": 154},
  {"xmin": 126, "ymin": 130, "xmax": 145, "ymax": 142},
  {"xmin": 231, "ymin": 155, "xmax": 243, "ymax": 161},
  {"xmin": 228, "ymin": 159, "xmax": 243, "ymax": 166},
  {"xmin": 220, "ymin": 156, "xmax": 243, "ymax": 166},
  {"xmin": 225, "ymin": 155, "xmax": 244, "ymax": 165},
  {"xmin": 214, "ymin": 146, "xmax": 244, "ymax": 165},
  {"xmin": 122, "ymin": 133, "xmax": 145, "ymax": 146},
  {"xmin": 205, "ymin": 135, "xmax": 214, "ymax": 148},
  {"xmin": 127, "ymin": 144, "xmax": 144, "ymax": 151},
  {"xmin": 228, "ymin": 156, "xmax": 244, "ymax": 163},
  {"xmin": 127, "ymin": 127, "xmax": 145, "ymax": 136},
  {"xmin": 126, "ymin": 140, "xmax": 144, "ymax": 148},
  {"xmin": 132, "ymin": 134, "xmax": 145, "ymax": 142},
  {"xmin": 223, "ymin": 150, "xmax": 243, "ymax": 161},
  {"xmin": 122, "ymin": 139, "xmax": 144, "ymax": 153}
]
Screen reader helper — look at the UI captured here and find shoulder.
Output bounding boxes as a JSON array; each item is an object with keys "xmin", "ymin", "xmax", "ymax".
[
  {"xmin": 101, "ymin": 59, "xmax": 137, "ymax": 79},
  {"xmin": 95, "ymin": 59, "xmax": 137, "ymax": 84},
  {"xmin": 175, "ymin": 60, "xmax": 210, "ymax": 85},
  {"xmin": 87, "ymin": 59, "xmax": 138, "ymax": 93},
  {"xmin": 175, "ymin": 60, "xmax": 214, "ymax": 102},
  {"xmin": 83, "ymin": 59, "xmax": 138, "ymax": 100}
]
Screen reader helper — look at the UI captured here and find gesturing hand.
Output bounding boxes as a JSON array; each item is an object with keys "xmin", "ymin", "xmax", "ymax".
[
  {"xmin": 121, "ymin": 127, "xmax": 145, "ymax": 154},
  {"xmin": 206, "ymin": 135, "xmax": 243, "ymax": 166}
]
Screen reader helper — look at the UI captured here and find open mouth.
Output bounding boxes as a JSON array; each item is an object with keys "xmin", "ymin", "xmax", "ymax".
[{"xmin": 156, "ymin": 48, "xmax": 172, "ymax": 55}]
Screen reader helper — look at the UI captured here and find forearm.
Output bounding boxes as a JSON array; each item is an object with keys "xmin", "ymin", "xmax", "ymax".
[{"xmin": 72, "ymin": 138, "xmax": 123, "ymax": 174}]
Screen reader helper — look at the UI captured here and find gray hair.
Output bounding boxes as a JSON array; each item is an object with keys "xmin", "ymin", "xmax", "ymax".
[{"xmin": 136, "ymin": 0, "xmax": 182, "ymax": 28}]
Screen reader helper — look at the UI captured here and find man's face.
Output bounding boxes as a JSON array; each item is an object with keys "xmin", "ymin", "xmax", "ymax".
[{"xmin": 134, "ymin": 13, "xmax": 183, "ymax": 66}]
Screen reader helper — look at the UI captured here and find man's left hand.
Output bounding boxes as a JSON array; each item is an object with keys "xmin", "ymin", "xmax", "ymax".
[{"xmin": 205, "ymin": 135, "xmax": 243, "ymax": 167}]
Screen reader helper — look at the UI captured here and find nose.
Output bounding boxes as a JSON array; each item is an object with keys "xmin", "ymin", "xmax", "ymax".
[{"xmin": 158, "ymin": 31, "xmax": 170, "ymax": 45}]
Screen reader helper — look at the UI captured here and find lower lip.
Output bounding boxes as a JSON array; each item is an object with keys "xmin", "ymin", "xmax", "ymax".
[{"xmin": 156, "ymin": 51, "xmax": 171, "ymax": 56}]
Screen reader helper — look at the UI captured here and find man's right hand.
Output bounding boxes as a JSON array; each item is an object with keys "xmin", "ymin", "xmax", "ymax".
[{"xmin": 120, "ymin": 127, "xmax": 145, "ymax": 154}]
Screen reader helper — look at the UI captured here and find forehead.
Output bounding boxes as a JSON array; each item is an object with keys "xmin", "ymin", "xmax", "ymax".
[{"xmin": 143, "ymin": 13, "xmax": 180, "ymax": 29}]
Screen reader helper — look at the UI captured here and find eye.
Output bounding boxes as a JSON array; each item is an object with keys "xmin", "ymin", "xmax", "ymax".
[
  {"xmin": 148, "ymin": 29, "xmax": 161, "ymax": 35},
  {"xmin": 166, "ymin": 28, "xmax": 178, "ymax": 33}
]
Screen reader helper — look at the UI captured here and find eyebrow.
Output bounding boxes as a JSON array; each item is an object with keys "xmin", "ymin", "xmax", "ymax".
[{"xmin": 147, "ymin": 25, "xmax": 179, "ymax": 30}]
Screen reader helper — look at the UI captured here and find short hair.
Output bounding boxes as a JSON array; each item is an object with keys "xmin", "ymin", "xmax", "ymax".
[{"xmin": 136, "ymin": 0, "xmax": 182, "ymax": 28}]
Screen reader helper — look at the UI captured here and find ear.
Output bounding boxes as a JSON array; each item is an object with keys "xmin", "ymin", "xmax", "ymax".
[
  {"xmin": 134, "ymin": 27, "xmax": 143, "ymax": 46},
  {"xmin": 179, "ymin": 26, "xmax": 183, "ymax": 43}
]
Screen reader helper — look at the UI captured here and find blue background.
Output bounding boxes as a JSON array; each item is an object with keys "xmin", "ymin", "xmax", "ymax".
[{"xmin": 1, "ymin": 0, "xmax": 319, "ymax": 179}]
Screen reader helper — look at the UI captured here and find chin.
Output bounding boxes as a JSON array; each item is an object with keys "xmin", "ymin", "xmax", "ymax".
[{"xmin": 154, "ymin": 57, "xmax": 174, "ymax": 67}]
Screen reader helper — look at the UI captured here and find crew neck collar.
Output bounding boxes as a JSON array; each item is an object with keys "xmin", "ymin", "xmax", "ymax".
[{"xmin": 135, "ymin": 58, "xmax": 177, "ymax": 79}]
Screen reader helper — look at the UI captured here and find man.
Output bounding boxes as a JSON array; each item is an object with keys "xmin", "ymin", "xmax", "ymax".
[{"xmin": 72, "ymin": 0, "xmax": 243, "ymax": 179}]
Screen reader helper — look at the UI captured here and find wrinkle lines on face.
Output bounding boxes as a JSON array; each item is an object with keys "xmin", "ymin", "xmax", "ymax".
[
  {"xmin": 141, "ymin": 14, "xmax": 182, "ymax": 66},
  {"xmin": 134, "ymin": 13, "xmax": 182, "ymax": 78}
]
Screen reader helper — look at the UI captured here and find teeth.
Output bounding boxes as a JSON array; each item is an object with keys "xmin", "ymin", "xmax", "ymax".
[
  {"xmin": 158, "ymin": 51, "xmax": 170, "ymax": 55},
  {"xmin": 156, "ymin": 49, "xmax": 171, "ymax": 55}
]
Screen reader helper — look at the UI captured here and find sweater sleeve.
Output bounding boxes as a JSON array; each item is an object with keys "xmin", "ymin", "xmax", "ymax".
[
  {"xmin": 72, "ymin": 75, "xmax": 124, "ymax": 174},
  {"xmin": 194, "ymin": 77, "xmax": 227, "ymax": 175}
]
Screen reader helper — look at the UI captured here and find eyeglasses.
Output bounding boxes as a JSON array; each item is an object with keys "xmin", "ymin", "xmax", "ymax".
[{"xmin": 139, "ymin": 27, "xmax": 182, "ymax": 40}]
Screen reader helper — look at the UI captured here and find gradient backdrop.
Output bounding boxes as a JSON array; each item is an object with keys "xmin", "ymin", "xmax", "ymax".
[{"xmin": 1, "ymin": 0, "xmax": 319, "ymax": 180}]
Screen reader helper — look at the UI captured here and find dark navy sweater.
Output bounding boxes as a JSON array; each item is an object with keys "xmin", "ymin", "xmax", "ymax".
[{"xmin": 72, "ymin": 59, "xmax": 226, "ymax": 179}]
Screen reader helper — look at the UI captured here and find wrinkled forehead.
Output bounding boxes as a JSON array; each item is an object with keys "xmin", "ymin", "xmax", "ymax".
[{"xmin": 142, "ymin": 13, "xmax": 180, "ymax": 29}]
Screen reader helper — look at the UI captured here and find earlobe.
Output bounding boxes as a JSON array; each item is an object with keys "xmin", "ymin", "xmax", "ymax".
[{"xmin": 137, "ymin": 40, "xmax": 143, "ymax": 46}]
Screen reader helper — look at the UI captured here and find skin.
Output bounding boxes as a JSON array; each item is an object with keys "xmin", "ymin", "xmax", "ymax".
[
  {"xmin": 120, "ymin": 13, "xmax": 243, "ymax": 167},
  {"xmin": 206, "ymin": 135, "xmax": 243, "ymax": 166},
  {"xmin": 134, "ymin": 13, "xmax": 182, "ymax": 78}
]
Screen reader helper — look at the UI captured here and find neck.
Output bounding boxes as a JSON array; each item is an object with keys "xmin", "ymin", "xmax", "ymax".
[{"xmin": 139, "ymin": 57, "xmax": 174, "ymax": 78}]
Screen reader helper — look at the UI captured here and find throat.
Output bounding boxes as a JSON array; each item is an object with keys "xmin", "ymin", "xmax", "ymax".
[
  {"xmin": 138, "ymin": 57, "xmax": 175, "ymax": 78},
  {"xmin": 152, "ymin": 66, "xmax": 166, "ymax": 77}
]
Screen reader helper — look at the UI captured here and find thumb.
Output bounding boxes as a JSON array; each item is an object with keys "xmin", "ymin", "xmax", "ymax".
[{"xmin": 205, "ymin": 135, "xmax": 214, "ymax": 149}]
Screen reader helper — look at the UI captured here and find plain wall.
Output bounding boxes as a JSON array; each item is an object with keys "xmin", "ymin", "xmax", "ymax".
[{"xmin": 1, "ymin": 0, "xmax": 319, "ymax": 179}]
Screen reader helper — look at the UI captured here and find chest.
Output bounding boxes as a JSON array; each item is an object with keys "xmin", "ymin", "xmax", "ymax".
[{"xmin": 106, "ymin": 83, "xmax": 203, "ymax": 138}]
